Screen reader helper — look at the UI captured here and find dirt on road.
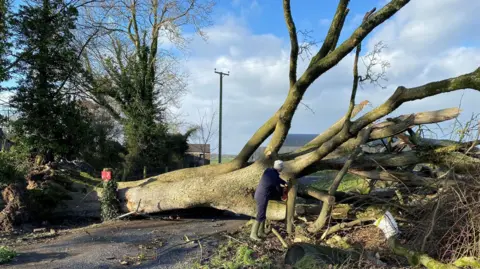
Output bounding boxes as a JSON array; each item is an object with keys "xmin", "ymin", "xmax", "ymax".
[{"xmin": 4, "ymin": 218, "xmax": 246, "ymax": 269}]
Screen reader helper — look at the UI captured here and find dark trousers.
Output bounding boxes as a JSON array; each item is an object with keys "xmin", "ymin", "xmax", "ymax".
[{"xmin": 254, "ymin": 190, "xmax": 282, "ymax": 222}]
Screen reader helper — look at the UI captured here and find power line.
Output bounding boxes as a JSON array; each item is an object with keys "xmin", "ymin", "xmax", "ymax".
[{"xmin": 214, "ymin": 68, "xmax": 229, "ymax": 163}]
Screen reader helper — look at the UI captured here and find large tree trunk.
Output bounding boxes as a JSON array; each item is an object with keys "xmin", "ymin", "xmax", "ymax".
[{"xmin": 116, "ymin": 162, "xmax": 288, "ymax": 220}]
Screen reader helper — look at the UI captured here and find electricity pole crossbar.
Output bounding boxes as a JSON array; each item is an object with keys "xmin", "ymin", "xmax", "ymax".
[{"xmin": 214, "ymin": 68, "xmax": 229, "ymax": 164}]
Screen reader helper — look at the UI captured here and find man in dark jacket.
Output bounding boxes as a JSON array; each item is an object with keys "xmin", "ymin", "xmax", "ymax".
[{"xmin": 250, "ymin": 160, "xmax": 287, "ymax": 241}]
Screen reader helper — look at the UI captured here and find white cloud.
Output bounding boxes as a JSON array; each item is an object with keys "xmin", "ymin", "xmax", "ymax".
[
  {"xmin": 176, "ymin": 1, "xmax": 480, "ymax": 154},
  {"xmin": 319, "ymin": 18, "xmax": 331, "ymax": 27}
]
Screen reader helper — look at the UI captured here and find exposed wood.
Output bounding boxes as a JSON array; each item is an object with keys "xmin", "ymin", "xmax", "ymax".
[
  {"xmin": 284, "ymin": 107, "xmax": 460, "ymax": 161},
  {"xmin": 335, "ymin": 108, "xmax": 462, "ymax": 152}
]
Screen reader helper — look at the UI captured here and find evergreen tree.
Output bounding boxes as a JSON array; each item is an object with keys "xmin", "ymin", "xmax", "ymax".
[
  {"xmin": 10, "ymin": 0, "xmax": 92, "ymax": 160},
  {"xmin": 0, "ymin": 0, "xmax": 11, "ymax": 84}
]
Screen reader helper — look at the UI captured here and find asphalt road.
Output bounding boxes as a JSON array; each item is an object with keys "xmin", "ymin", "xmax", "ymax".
[{"xmin": 6, "ymin": 218, "xmax": 246, "ymax": 269}]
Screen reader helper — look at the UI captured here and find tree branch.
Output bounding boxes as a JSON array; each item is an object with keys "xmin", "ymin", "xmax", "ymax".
[
  {"xmin": 281, "ymin": 101, "xmax": 370, "ymax": 160},
  {"xmin": 308, "ymin": 127, "xmax": 371, "ymax": 233},
  {"xmin": 234, "ymin": 112, "xmax": 278, "ymax": 165},
  {"xmin": 353, "ymin": 68, "xmax": 480, "ymax": 133},
  {"xmin": 283, "ymin": 0, "xmax": 299, "ymax": 88},
  {"xmin": 261, "ymin": 0, "xmax": 409, "ymax": 159},
  {"xmin": 321, "ymin": 217, "xmax": 375, "ymax": 240},
  {"xmin": 292, "ymin": 68, "xmax": 480, "ymax": 176},
  {"xmin": 300, "ymin": 0, "xmax": 409, "ymax": 91},
  {"xmin": 313, "ymin": 0, "xmax": 350, "ymax": 61}
]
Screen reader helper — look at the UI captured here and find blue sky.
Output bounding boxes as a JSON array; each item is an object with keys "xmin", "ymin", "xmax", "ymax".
[
  {"xmin": 178, "ymin": 0, "xmax": 480, "ymax": 154},
  {"xmin": 2, "ymin": 0, "xmax": 480, "ymax": 155},
  {"xmin": 206, "ymin": 0, "xmax": 385, "ymax": 53}
]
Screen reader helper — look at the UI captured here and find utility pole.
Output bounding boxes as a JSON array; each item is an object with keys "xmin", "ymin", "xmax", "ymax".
[{"xmin": 214, "ymin": 68, "xmax": 229, "ymax": 163}]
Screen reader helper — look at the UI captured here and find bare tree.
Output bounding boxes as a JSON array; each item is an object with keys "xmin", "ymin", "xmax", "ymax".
[
  {"xmin": 192, "ymin": 104, "xmax": 217, "ymax": 165},
  {"xmin": 78, "ymin": 0, "xmax": 215, "ymax": 122}
]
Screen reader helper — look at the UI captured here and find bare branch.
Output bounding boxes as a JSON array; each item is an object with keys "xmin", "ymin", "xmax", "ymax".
[
  {"xmin": 192, "ymin": 104, "xmax": 218, "ymax": 158},
  {"xmin": 359, "ymin": 41, "xmax": 390, "ymax": 89},
  {"xmin": 297, "ymin": 29, "xmax": 318, "ymax": 61}
]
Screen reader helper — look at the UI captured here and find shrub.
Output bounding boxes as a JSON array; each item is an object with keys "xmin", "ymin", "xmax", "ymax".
[{"xmin": 0, "ymin": 246, "xmax": 17, "ymax": 264}]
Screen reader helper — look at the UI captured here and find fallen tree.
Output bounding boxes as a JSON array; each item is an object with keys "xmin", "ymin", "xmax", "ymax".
[
  {"xmin": 71, "ymin": 0, "xmax": 480, "ymax": 224},
  {"xmin": 4, "ymin": 1, "xmax": 480, "ymax": 241}
]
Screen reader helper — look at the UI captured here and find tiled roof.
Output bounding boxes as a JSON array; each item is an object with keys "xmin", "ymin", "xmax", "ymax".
[{"xmin": 187, "ymin": 144, "xmax": 210, "ymax": 153}]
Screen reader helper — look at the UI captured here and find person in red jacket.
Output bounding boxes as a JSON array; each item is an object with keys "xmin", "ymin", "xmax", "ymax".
[{"xmin": 250, "ymin": 160, "xmax": 287, "ymax": 241}]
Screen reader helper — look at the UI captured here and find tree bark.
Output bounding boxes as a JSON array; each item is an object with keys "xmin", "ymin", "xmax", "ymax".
[
  {"xmin": 116, "ymin": 162, "xmax": 287, "ymax": 220},
  {"xmin": 308, "ymin": 127, "xmax": 371, "ymax": 233}
]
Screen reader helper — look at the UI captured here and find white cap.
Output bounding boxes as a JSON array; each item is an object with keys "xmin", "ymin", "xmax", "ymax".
[{"xmin": 274, "ymin": 160, "xmax": 284, "ymax": 171}]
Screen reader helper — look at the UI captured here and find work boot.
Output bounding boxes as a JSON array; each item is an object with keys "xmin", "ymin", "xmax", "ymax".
[
  {"xmin": 258, "ymin": 221, "xmax": 267, "ymax": 238},
  {"xmin": 250, "ymin": 220, "xmax": 262, "ymax": 242},
  {"xmin": 264, "ymin": 219, "xmax": 272, "ymax": 234}
]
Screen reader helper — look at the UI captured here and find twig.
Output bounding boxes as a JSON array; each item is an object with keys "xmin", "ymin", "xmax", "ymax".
[
  {"xmin": 421, "ymin": 197, "xmax": 441, "ymax": 252},
  {"xmin": 222, "ymin": 234, "xmax": 246, "ymax": 245},
  {"xmin": 369, "ymin": 158, "xmax": 411, "ymax": 193},
  {"xmin": 271, "ymin": 228, "xmax": 289, "ymax": 249},
  {"xmin": 198, "ymin": 240, "xmax": 203, "ymax": 262},
  {"xmin": 321, "ymin": 217, "xmax": 375, "ymax": 240},
  {"xmin": 156, "ymin": 233, "xmax": 218, "ymax": 257}
]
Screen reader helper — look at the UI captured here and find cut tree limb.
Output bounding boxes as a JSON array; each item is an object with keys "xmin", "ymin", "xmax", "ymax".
[
  {"xmin": 309, "ymin": 148, "xmax": 480, "ymax": 176},
  {"xmin": 348, "ymin": 170, "xmax": 464, "ymax": 188},
  {"xmin": 284, "ymin": 107, "xmax": 461, "ymax": 161}
]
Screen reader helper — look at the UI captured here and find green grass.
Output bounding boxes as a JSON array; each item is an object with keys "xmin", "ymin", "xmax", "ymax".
[
  {"xmin": 0, "ymin": 246, "xmax": 17, "ymax": 264},
  {"xmin": 193, "ymin": 240, "xmax": 272, "ymax": 269},
  {"xmin": 309, "ymin": 170, "xmax": 370, "ymax": 194},
  {"xmin": 210, "ymin": 155, "xmax": 236, "ymax": 164}
]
